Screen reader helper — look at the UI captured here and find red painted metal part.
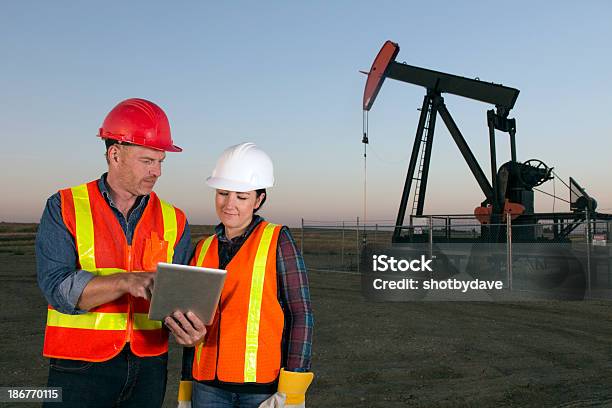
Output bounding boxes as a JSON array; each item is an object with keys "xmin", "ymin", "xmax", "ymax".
[{"xmin": 362, "ymin": 41, "xmax": 400, "ymax": 111}]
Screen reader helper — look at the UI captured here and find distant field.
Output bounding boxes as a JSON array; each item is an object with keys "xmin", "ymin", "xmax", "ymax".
[
  {"xmin": 0, "ymin": 223, "xmax": 37, "ymax": 259},
  {"xmin": 0, "ymin": 222, "xmax": 364, "ymax": 270},
  {"xmin": 0, "ymin": 222, "xmax": 38, "ymax": 233}
]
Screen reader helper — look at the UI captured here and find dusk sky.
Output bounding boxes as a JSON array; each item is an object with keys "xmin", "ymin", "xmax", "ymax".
[{"xmin": 1, "ymin": 1, "xmax": 611, "ymax": 227}]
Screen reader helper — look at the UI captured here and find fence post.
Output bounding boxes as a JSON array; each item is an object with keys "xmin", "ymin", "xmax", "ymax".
[
  {"xmin": 606, "ymin": 221, "xmax": 612, "ymax": 285},
  {"xmin": 300, "ymin": 218, "xmax": 304, "ymax": 257},
  {"xmin": 356, "ymin": 217, "xmax": 360, "ymax": 274},
  {"xmin": 506, "ymin": 213, "xmax": 512, "ymax": 291},
  {"xmin": 374, "ymin": 223, "xmax": 378, "ymax": 247},
  {"xmin": 341, "ymin": 221, "xmax": 345, "ymax": 271},
  {"xmin": 585, "ymin": 211, "xmax": 591, "ymax": 297},
  {"xmin": 428, "ymin": 216, "xmax": 433, "ymax": 257}
]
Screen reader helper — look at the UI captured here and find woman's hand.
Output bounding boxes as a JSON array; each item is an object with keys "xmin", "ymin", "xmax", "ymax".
[{"xmin": 165, "ymin": 311, "xmax": 207, "ymax": 346}]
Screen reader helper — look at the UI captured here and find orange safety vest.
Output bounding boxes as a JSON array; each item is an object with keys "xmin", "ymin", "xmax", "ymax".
[
  {"xmin": 43, "ymin": 180, "xmax": 187, "ymax": 362},
  {"xmin": 191, "ymin": 221, "xmax": 285, "ymax": 384}
]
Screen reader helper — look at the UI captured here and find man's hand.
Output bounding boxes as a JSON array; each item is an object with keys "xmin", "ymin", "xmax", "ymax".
[
  {"xmin": 165, "ymin": 311, "xmax": 207, "ymax": 346},
  {"xmin": 120, "ymin": 272, "xmax": 156, "ymax": 300},
  {"xmin": 77, "ymin": 271, "xmax": 156, "ymax": 310}
]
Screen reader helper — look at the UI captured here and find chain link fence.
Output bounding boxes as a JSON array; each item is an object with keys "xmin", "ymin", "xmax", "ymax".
[{"xmin": 300, "ymin": 215, "xmax": 612, "ymax": 299}]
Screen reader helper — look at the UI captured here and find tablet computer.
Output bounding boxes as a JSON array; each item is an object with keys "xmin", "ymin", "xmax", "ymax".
[{"xmin": 148, "ymin": 262, "xmax": 227, "ymax": 324}]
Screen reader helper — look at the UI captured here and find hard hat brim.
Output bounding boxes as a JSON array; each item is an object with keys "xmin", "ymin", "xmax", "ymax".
[
  {"xmin": 98, "ymin": 134, "xmax": 182, "ymax": 152},
  {"xmin": 206, "ymin": 176, "xmax": 271, "ymax": 192},
  {"xmin": 163, "ymin": 144, "xmax": 183, "ymax": 152}
]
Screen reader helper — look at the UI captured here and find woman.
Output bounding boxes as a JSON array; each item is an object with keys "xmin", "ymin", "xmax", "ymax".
[{"xmin": 175, "ymin": 142, "xmax": 314, "ymax": 408}]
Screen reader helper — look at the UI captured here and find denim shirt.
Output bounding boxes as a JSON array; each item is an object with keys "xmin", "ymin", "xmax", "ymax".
[{"xmin": 36, "ymin": 174, "xmax": 191, "ymax": 314}]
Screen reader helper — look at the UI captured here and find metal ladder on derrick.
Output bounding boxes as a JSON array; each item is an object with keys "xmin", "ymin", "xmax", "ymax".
[{"xmin": 410, "ymin": 102, "xmax": 433, "ymax": 216}]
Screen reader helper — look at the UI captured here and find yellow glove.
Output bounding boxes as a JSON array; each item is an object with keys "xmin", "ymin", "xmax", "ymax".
[
  {"xmin": 258, "ymin": 392, "xmax": 286, "ymax": 408},
  {"xmin": 177, "ymin": 380, "xmax": 192, "ymax": 408},
  {"xmin": 278, "ymin": 368, "xmax": 314, "ymax": 407},
  {"xmin": 258, "ymin": 369, "xmax": 315, "ymax": 408}
]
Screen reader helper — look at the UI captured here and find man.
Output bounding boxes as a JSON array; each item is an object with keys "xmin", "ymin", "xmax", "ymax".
[{"xmin": 36, "ymin": 98, "xmax": 207, "ymax": 407}]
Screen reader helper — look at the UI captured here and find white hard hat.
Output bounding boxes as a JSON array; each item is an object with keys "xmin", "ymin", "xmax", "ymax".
[{"xmin": 206, "ymin": 142, "xmax": 275, "ymax": 192}]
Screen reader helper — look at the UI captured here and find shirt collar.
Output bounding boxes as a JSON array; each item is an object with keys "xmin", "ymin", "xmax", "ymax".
[
  {"xmin": 216, "ymin": 215, "xmax": 264, "ymax": 244},
  {"xmin": 97, "ymin": 173, "xmax": 148, "ymax": 211}
]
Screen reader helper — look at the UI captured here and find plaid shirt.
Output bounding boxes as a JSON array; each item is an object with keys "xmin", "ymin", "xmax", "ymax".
[{"xmin": 182, "ymin": 216, "xmax": 313, "ymax": 391}]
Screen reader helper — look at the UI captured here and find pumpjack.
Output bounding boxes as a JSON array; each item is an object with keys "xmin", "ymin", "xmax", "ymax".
[{"xmin": 362, "ymin": 41, "xmax": 610, "ymax": 244}]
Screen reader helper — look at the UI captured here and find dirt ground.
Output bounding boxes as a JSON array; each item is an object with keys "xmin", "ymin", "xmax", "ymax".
[{"xmin": 2, "ymin": 229, "xmax": 612, "ymax": 407}]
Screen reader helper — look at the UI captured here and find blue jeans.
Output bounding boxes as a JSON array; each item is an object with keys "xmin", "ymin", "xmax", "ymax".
[
  {"xmin": 192, "ymin": 382, "xmax": 273, "ymax": 408},
  {"xmin": 44, "ymin": 345, "xmax": 167, "ymax": 407}
]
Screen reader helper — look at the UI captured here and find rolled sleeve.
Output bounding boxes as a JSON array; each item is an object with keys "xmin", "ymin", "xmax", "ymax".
[
  {"xmin": 57, "ymin": 270, "xmax": 95, "ymax": 313},
  {"xmin": 36, "ymin": 194, "xmax": 92, "ymax": 314}
]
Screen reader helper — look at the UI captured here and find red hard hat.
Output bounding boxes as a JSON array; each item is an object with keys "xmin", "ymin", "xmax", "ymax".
[{"xmin": 98, "ymin": 98, "xmax": 182, "ymax": 152}]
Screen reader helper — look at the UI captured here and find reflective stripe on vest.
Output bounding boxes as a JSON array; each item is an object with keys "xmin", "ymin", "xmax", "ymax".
[
  {"xmin": 195, "ymin": 235, "xmax": 214, "ymax": 268},
  {"xmin": 159, "ymin": 198, "xmax": 177, "ymax": 263},
  {"xmin": 47, "ymin": 309, "xmax": 128, "ymax": 330},
  {"xmin": 72, "ymin": 183, "xmax": 96, "ymax": 271},
  {"xmin": 194, "ymin": 235, "xmax": 215, "ymax": 369},
  {"xmin": 195, "ymin": 223, "xmax": 278, "ymax": 382},
  {"xmin": 47, "ymin": 310, "xmax": 161, "ymax": 331},
  {"xmin": 244, "ymin": 223, "xmax": 277, "ymax": 382}
]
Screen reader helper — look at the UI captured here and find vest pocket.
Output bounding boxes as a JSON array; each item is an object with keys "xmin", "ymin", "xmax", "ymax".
[{"xmin": 143, "ymin": 233, "xmax": 169, "ymax": 271}]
